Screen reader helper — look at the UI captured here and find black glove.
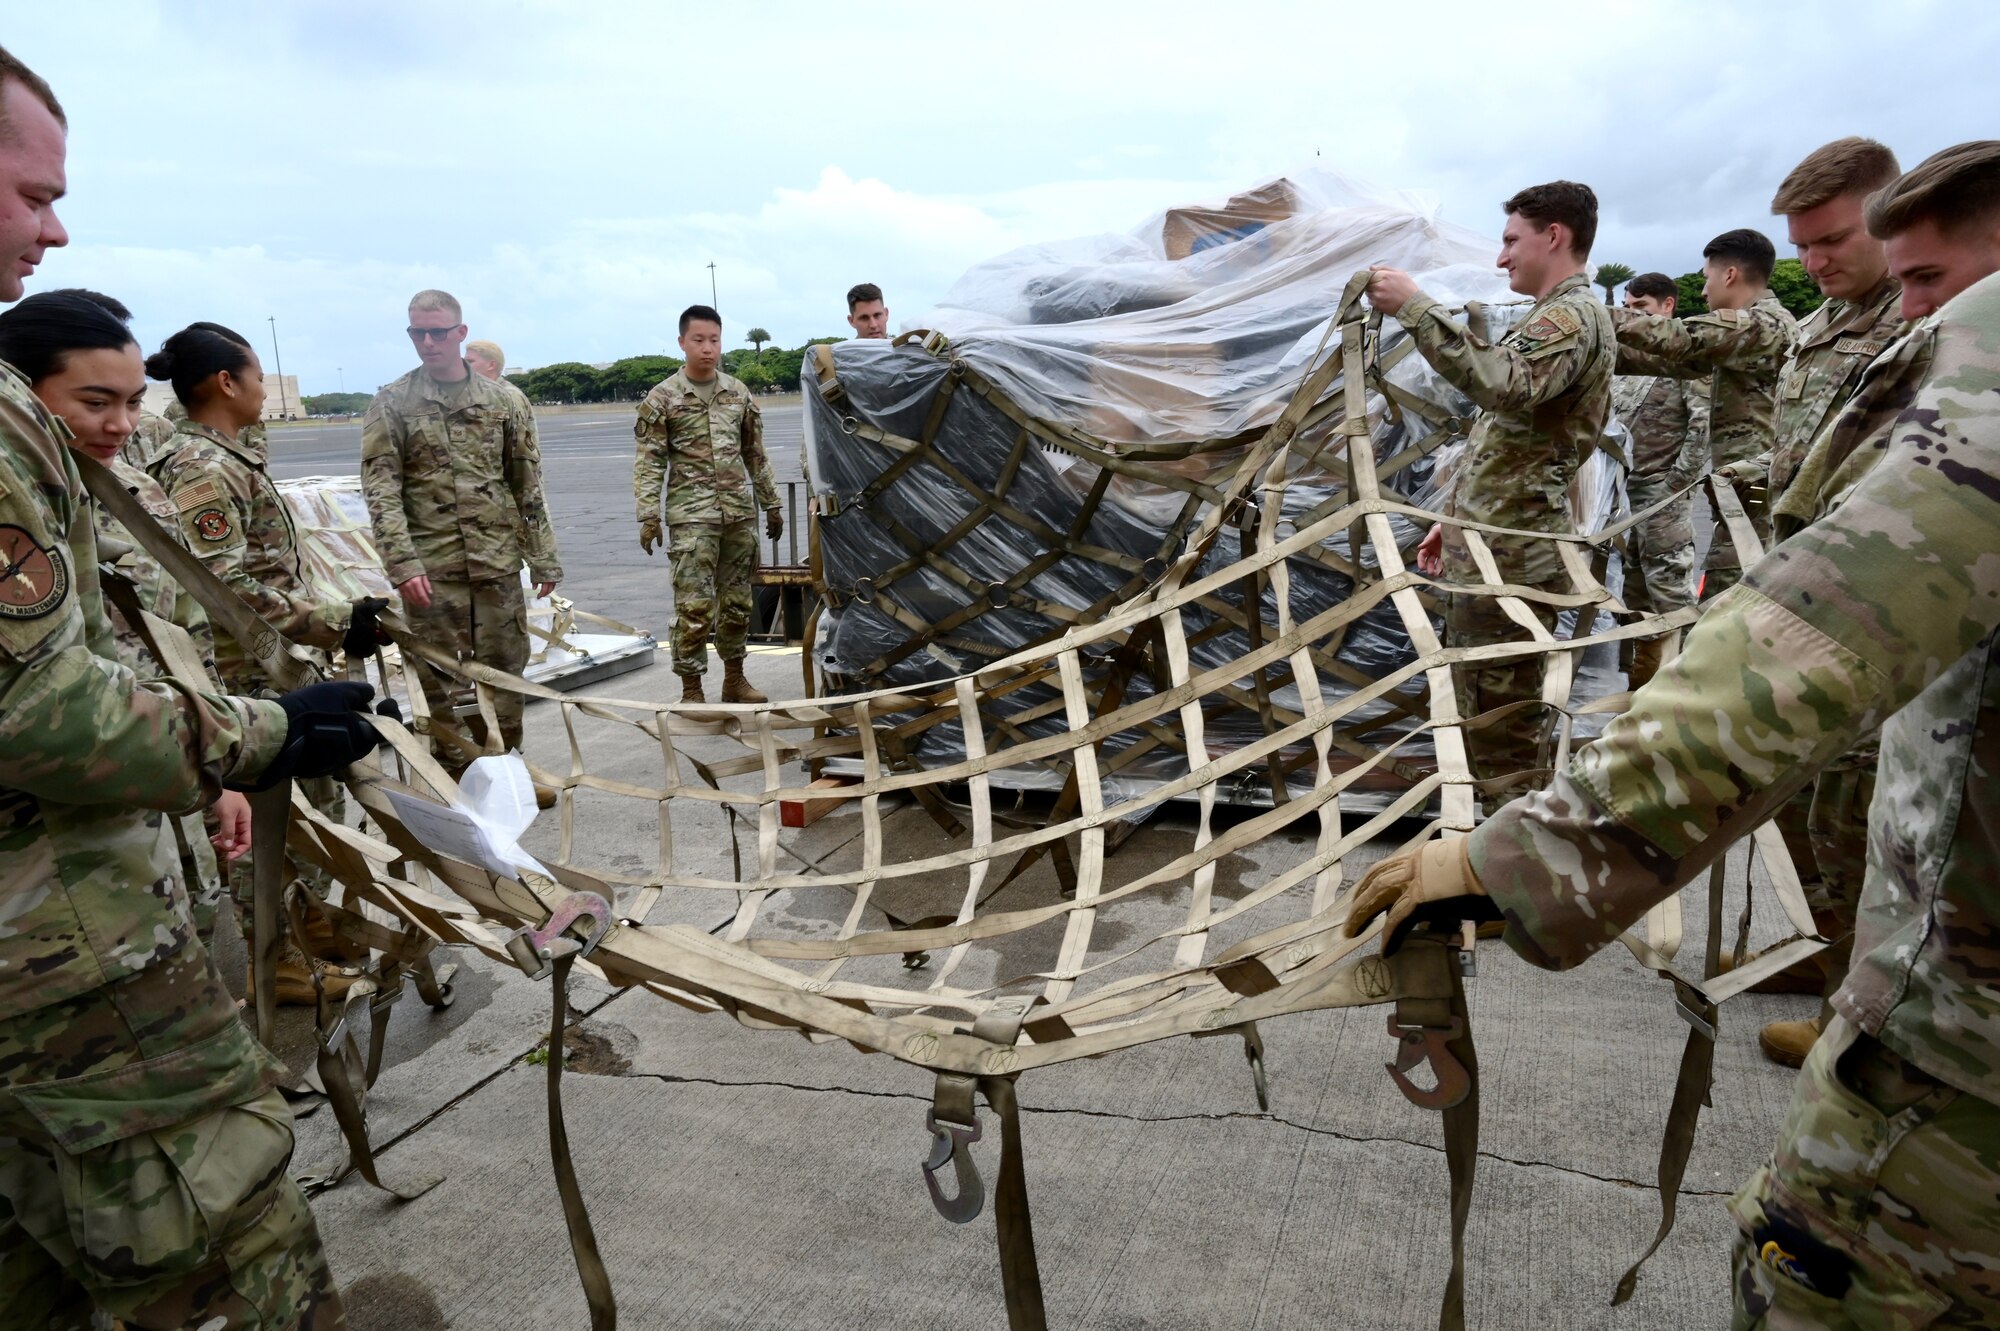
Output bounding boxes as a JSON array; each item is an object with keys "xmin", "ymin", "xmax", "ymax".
[
  {"xmin": 343, "ymin": 596, "xmax": 392, "ymax": 658},
  {"xmin": 765, "ymin": 507, "xmax": 783, "ymax": 541},
  {"xmin": 231, "ymin": 681, "xmax": 388, "ymax": 790}
]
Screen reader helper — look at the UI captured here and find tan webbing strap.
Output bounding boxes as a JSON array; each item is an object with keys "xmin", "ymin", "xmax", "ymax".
[
  {"xmin": 978, "ymin": 1073, "xmax": 1047, "ymax": 1331},
  {"xmin": 299, "ymin": 954, "xmax": 442, "ymax": 1204},
  {"xmin": 247, "ymin": 784, "xmax": 290, "ymax": 1047},
  {"xmin": 1612, "ymin": 858, "xmax": 1726, "ymax": 1304},
  {"xmin": 1438, "ymin": 957, "xmax": 1478, "ymax": 1331},
  {"xmin": 548, "ymin": 953, "xmax": 618, "ymax": 1329},
  {"xmin": 926, "ymin": 996, "xmax": 1045, "ymax": 1331},
  {"xmin": 76, "ymin": 451, "xmax": 320, "ymax": 692},
  {"xmin": 77, "ymin": 453, "xmax": 324, "ymax": 1046}
]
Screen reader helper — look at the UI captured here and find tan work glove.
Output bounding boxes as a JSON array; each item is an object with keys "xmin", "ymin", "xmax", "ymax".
[
  {"xmin": 1341, "ymin": 836, "xmax": 1498, "ymax": 954},
  {"xmin": 640, "ymin": 514, "xmax": 663, "ymax": 556},
  {"xmin": 1713, "ymin": 458, "xmax": 1766, "ymax": 488},
  {"xmin": 765, "ymin": 507, "xmax": 783, "ymax": 541}
]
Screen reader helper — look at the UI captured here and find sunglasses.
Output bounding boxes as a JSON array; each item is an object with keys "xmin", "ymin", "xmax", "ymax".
[{"xmin": 407, "ymin": 326, "xmax": 461, "ymax": 342}]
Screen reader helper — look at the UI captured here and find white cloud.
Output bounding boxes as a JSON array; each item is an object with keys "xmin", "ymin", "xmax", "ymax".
[{"xmin": 8, "ymin": 0, "xmax": 1996, "ymax": 392}]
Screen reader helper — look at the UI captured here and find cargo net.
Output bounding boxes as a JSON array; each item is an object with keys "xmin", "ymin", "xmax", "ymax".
[{"xmin": 267, "ymin": 275, "xmax": 1823, "ymax": 1330}]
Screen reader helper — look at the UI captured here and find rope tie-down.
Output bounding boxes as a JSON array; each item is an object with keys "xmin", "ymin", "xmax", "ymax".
[{"xmin": 80, "ymin": 271, "xmax": 1816, "ymax": 1327}]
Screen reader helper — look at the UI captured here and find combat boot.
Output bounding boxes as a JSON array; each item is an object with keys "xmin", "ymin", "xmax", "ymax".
[
  {"xmin": 1757, "ymin": 1015, "xmax": 1823, "ymax": 1069},
  {"xmin": 721, "ymin": 660, "xmax": 767, "ymax": 704},
  {"xmin": 679, "ymin": 673, "xmax": 706, "ymax": 704},
  {"xmin": 257, "ymin": 952, "xmax": 363, "ymax": 1007},
  {"xmin": 1629, "ymin": 637, "xmax": 1667, "ymax": 692},
  {"xmin": 534, "ymin": 781, "xmax": 560, "ymax": 810}
]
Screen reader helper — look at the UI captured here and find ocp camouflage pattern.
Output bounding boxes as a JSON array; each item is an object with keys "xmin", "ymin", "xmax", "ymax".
[
  {"xmin": 1472, "ymin": 268, "xmax": 2000, "ymax": 1106},
  {"xmin": 361, "ymin": 365, "xmax": 562, "ymax": 587},
  {"xmin": 1613, "ymin": 372, "xmax": 1708, "ymax": 614},
  {"xmin": 149, "ymin": 420, "xmax": 347, "ymax": 688},
  {"xmin": 633, "ymin": 368, "xmax": 781, "ymax": 527},
  {"xmin": 1611, "ymin": 294, "xmax": 1797, "ymax": 473},
  {"xmin": 0, "ymin": 366, "xmax": 285, "ymax": 1021},
  {"xmin": 1765, "ymin": 275, "xmax": 1909, "ymax": 518},
  {"xmin": 90, "ymin": 457, "xmax": 225, "ymax": 938}
]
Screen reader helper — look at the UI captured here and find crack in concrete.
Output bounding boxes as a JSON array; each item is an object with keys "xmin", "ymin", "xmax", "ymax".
[{"xmin": 589, "ymin": 1066, "xmax": 1735, "ymax": 1200}]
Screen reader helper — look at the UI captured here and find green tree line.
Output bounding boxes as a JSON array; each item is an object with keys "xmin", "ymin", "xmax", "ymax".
[
  {"xmin": 503, "ymin": 337, "xmax": 842, "ymax": 404},
  {"xmin": 301, "ymin": 391, "xmax": 372, "ymax": 416}
]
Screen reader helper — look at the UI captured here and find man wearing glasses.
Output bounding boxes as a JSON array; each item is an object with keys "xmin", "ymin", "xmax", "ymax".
[{"xmin": 361, "ymin": 289, "xmax": 562, "ymax": 784}]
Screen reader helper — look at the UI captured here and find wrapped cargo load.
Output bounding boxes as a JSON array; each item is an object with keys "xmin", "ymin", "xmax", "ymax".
[{"xmin": 803, "ymin": 170, "xmax": 1622, "ymax": 805}]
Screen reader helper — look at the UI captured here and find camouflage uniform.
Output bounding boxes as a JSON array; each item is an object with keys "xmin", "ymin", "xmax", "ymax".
[
  {"xmin": 149, "ymin": 421, "xmax": 348, "ymax": 686},
  {"xmin": 119, "ymin": 409, "xmax": 177, "ymax": 469},
  {"xmin": 1759, "ymin": 276, "xmax": 1909, "ymax": 528},
  {"xmin": 1392, "ymin": 274, "xmax": 1614, "ymax": 794},
  {"xmin": 633, "ymin": 369, "xmax": 779, "ymax": 676},
  {"xmin": 361, "ymin": 364, "xmax": 561, "ymax": 758},
  {"xmin": 1610, "ymin": 294, "xmax": 1798, "ymax": 599},
  {"xmin": 150, "ymin": 420, "xmax": 349, "ymax": 914},
  {"xmin": 1727, "ymin": 277, "xmax": 1911, "ymax": 978},
  {"xmin": 91, "ymin": 457, "xmax": 227, "ymax": 942},
  {"xmin": 1470, "ymin": 270, "xmax": 2000, "ymax": 1325},
  {"xmin": 1612, "ymin": 372, "xmax": 1709, "ymax": 616},
  {"xmin": 0, "ymin": 368, "xmax": 341, "ymax": 1327}
]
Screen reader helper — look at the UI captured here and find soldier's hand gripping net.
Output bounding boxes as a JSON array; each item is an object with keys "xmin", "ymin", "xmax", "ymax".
[
  {"xmin": 231, "ymin": 680, "xmax": 396, "ymax": 790},
  {"xmin": 342, "ymin": 595, "xmax": 393, "ymax": 658},
  {"xmin": 1343, "ymin": 837, "xmax": 1499, "ymax": 953}
]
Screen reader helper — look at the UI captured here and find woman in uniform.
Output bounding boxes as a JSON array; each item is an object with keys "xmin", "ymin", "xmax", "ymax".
[{"xmin": 0, "ymin": 291, "xmax": 248, "ymax": 943}]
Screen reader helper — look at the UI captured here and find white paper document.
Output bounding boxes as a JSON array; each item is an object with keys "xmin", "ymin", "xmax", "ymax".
[{"xmin": 386, "ymin": 754, "xmax": 550, "ymax": 883}]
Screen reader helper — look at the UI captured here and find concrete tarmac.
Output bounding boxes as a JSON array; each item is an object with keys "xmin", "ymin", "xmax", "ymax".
[{"xmin": 289, "ymin": 647, "xmax": 1813, "ymax": 1330}]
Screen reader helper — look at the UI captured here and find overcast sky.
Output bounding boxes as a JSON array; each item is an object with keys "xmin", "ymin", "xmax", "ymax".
[{"xmin": 11, "ymin": 1, "xmax": 1993, "ymax": 395}]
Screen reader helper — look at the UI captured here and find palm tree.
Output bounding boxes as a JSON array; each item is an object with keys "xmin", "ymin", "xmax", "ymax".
[
  {"xmin": 1593, "ymin": 263, "xmax": 1635, "ymax": 305},
  {"xmin": 745, "ymin": 327, "xmax": 772, "ymax": 359}
]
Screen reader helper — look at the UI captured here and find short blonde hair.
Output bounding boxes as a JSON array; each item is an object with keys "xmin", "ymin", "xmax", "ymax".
[
  {"xmin": 465, "ymin": 338, "xmax": 505, "ymax": 368},
  {"xmin": 408, "ymin": 289, "xmax": 463, "ymax": 321},
  {"xmin": 1772, "ymin": 138, "xmax": 1901, "ymax": 215}
]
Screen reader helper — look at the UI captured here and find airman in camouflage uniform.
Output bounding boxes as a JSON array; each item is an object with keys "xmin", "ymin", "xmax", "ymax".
[
  {"xmin": 361, "ymin": 327, "xmax": 561, "ymax": 761},
  {"xmin": 150, "ymin": 420, "xmax": 349, "ymax": 684},
  {"xmin": 118, "ymin": 406, "xmax": 175, "ymax": 468},
  {"xmin": 0, "ymin": 367, "xmax": 343, "ymax": 1328},
  {"xmin": 151, "ymin": 416, "xmax": 359, "ymax": 998},
  {"xmin": 634, "ymin": 310, "xmax": 781, "ymax": 704},
  {"xmin": 1609, "ymin": 239, "xmax": 1797, "ymax": 601},
  {"xmin": 1610, "ymin": 274, "xmax": 1711, "ymax": 690},
  {"xmin": 1613, "ymin": 375, "xmax": 1707, "ymax": 608},
  {"xmin": 1372, "ymin": 237, "xmax": 1614, "ymax": 797},
  {"xmin": 1706, "ymin": 142, "xmax": 1915, "ymax": 1065},
  {"xmin": 1346, "ymin": 145, "xmax": 2000, "ymax": 1326}
]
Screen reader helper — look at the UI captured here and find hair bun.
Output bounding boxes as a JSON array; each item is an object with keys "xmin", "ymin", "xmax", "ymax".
[{"xmin": 143, "ymin": 348, "xmax": 176, "ymax": 379}]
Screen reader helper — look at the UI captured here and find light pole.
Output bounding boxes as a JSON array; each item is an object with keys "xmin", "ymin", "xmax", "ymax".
[
  {"xmin": 266, "ymin": 316, "xmax": 289, "ymax": 421},
  {"xmin": 337, "ymin": 366, "xmax": 345, "ymax": 394},
  {"xmin": 706, "ymin": 261, "xmax": 717, "ymax": 308}
]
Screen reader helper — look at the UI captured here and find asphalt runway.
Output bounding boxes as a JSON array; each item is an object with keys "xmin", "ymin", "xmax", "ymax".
[{"xmin": 270, "ymin": 401, "xmax": 808, "ymax": 633}]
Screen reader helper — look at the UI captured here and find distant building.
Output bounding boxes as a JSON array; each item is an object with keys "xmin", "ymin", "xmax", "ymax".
[
  {"xmin": 262, "ymin": 374, "xmax": 301, "ymax": 421},
  {"xmin": 141, "ymin": 383, "xmax": 178, "ymax": 418},
  {"xmin": 140, "ymin": 375, "xmax": 301, "ymax": 421}
]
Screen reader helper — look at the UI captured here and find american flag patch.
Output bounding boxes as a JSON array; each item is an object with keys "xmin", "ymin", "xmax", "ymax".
[{"xmin": 174, "ymin": 477, "xmax": 224, "ymax": 513}]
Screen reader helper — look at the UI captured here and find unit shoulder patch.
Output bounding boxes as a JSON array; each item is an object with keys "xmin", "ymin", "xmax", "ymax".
[
  {"xmin": 0, "ymin": 524, "xmax": 68, "ymax": 619},
  {"xmin": 1521, "ymin": 304, "xmax": 1583, "ymax": 342},
  {"xmin": 192, "ymin": 508, "xmax": 234, "ymax": 543}
]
